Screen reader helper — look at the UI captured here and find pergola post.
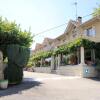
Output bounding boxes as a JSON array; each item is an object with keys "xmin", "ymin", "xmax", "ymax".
[
  {"xmin": 51, "ymin": 55, "xmax": 54, "ymax": 70},
  {"xmin": 40, "ymin": 58, "xmax": 43, "ymax": 67},
  {"xmin": 77, "ymin": 48, "xmax": 80, "ymax": 64},
  {"xmin": 80, "ymin": 46, "xmax": 85, "ymax": 64},
  {"xmin": 34, "ymin": 62, "xmax": 36, "ymax": 67},
  {"xmin": 58, "ymin": 54, "xmax": 61, "ymax": 69},
  {"xmin": 55, "ymin": 56, "xmax": 58, "ymax": 68}
]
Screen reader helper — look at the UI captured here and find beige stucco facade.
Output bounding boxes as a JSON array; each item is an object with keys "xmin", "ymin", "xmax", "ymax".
[
  {"xmin": 33, "ymin": 16, "xmax": 100, "ymax": 77},
  {"xmin": 33, "ymin": 15, "xmax": 100, "ymax": 53},
  {"xmin": 33, "ymin": 38, "xmax": 54, "ymax": 54}
]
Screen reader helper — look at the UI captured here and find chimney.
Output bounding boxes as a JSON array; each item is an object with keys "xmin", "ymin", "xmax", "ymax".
[{"xmin": 77, "ymin": 16, "xmax": 82, "ymax": 24}]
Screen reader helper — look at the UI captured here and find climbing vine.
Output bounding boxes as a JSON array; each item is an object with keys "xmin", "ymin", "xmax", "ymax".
[
  {"xmin": 32, "ymin": 51, "xmax": 53, "ymax": 62},
  {"xmin": 53, "ymin": 38, "xmax": 95, "ymax": 55},
  {"xmin": 32, "ymin": 38, "xmax": 96, "ymax": 63}
]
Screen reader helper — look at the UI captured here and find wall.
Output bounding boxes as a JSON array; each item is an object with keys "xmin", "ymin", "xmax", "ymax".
[
  {"xmin": 33, "ymin": 65, "xmax": 83, "ymax": 76},
  {"xmin": 56, "ymin": 65, "xmax": 83, "ymax": 76},
  {"xmin": 34, "ymin": 67, "xmax": 51, "ymax": 73},
  {"xmin": 94, "ymin": 21, "xmax": 100, "ymax": 42},
  {"xmin": 33, "ymin": 65, "xmax": 97, "ymax": 78},
  {"xmin": 81, "ymin": 20, "xmax": 100, "ymax": 43},
  {"xmin": 83, "ymin": 65, "xmax": 97, "ymax": 77}
]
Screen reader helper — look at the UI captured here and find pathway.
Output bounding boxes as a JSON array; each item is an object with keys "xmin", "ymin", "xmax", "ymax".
[{"xmin": 0, "ymin": 71, "xmax": 100, "ymax": 100}]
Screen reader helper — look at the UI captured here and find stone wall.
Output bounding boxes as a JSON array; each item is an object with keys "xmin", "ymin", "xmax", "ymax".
[
  {"xmin": 56, "ymin": 65, "xmax": 83, "ymax": 76},
  {"xmin": 56, "ymin": 65, "xmax": 97, "ymax": 77},
  {"xmin": 33, "ymin": 65, "xmax": 83, "ymax": 76},
  {"xmin": 33, "ymin": 65, "xmax": 97, "ymax": 77},
  {"xmin": 34, "ymin": 67, "xmax": 51, "ymax": 73}
]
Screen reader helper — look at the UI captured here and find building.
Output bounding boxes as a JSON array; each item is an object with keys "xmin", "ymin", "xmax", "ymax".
[
  {"xmin": 33, "ymin": 15, "xmax": 100, "ymax": 77},
  {"xmin": 33, "ymin": 38, "xmax": 54, "ymax": 53}
]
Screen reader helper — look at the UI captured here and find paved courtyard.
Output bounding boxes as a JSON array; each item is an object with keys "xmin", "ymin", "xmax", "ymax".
[{"xmin": 0, "ymin": 71, "xmax": 100, "ymax": 100}]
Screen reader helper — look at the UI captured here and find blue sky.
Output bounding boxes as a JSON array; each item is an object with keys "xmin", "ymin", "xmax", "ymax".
[{"xmin": 0, "ymin": 0, "xmax": 100, "ymax": 49}]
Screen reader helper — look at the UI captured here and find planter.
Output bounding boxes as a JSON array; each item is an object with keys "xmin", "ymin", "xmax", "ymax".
[{"xmin": 0, "ymin": 80, "xmax": 8, "ymax": 89}]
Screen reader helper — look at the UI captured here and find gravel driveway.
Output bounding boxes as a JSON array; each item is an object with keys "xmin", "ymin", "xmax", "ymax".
[{"xmin": 0, "ymin": 71, "xmax": 100, "ymax": 100}]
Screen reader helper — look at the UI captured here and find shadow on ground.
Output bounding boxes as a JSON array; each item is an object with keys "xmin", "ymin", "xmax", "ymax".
[
  {"xmin": 0, "ymin": 78, "xmax": 42, "ymax": 97},
  {"xmin": 89, "ymin": 77, "xmax": 100, "ymax": 81},
  {"xmin": 84, "ymin": 77, "xmax": 100, "ymax": 82}
]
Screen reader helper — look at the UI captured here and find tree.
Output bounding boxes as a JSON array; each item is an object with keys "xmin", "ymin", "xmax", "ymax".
[
  {"xmin": 0, "ymin": 16, "xmax": 33, "ymax": 58},
  {"xmin": 0, "ymin": 16, "xmax": 33, "ymax": 84},
  {"xmin": 93, "ymin": 5, "xmax": 100, "ymax": 17},
  {"xmin": 4, "ymin": 44, "xmax": 30, "ymax": 84},
  {"xmin": 0, "ymin": 16, "xmax": 33, "ymax": 47}
]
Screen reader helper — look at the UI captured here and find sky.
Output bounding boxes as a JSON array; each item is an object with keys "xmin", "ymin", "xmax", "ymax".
[{"xmin": 0, "ymin": 0, "xmax": 100, "ymax": 49}]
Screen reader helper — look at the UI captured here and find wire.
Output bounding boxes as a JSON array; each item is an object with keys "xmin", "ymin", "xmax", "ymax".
[
  {"xmin": 35, "ymin": 23, "xmax": 68, "ymax": 36},
  {"xmin": 82, "ymin": 13, "xmax": 93, "ymax": 18},
  {"xmin": 34, "ymin": 12, "xmax": 94, "ymax": 37}
]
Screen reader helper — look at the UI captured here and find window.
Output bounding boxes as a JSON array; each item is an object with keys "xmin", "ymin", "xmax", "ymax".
[
  {"xmin": 87, "ymin": 28, "xmax": 93, "ymax": 36},
  {"xmin": 72, "ymin": 28, "xmax": 77, "ymax": 38},
  {"xmin": 84, "ymin": 27, "xmax": 96, "ymax": 37},
  {"xmin": 73, "ymin": 33, "xmax": 77, "ymax": 38},
  {"xmin": 44, "ymin": 45, "xmax": 47, "ymax": 47},
  {"xmin": 63, "ymin": 39, "xmax": 65, "ymax": 42}
]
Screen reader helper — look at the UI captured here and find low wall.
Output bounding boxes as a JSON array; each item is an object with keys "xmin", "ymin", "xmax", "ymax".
[
  {"xmin": 34, "ymin": 67, "xmax": 51, "ymax": 73},
  {"xmin": 56, "ymin": 65, "xmax": 83, "ymax": 76},
  {"xmin": 33, "ymin": 65, "xmax": 97, "ymax": 77},
  {"xmin": 33, "ymin": 65, "xmax": 83, "ymax": 76},
  {"xmin": 56, "ymin": 65, "xmax": 97, "ymax": 77}
]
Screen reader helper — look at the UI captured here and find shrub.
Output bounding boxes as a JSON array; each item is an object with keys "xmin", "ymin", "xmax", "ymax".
[{"xmin": 4, "ymin": 44, "xmax": 30, "ymax": 84}]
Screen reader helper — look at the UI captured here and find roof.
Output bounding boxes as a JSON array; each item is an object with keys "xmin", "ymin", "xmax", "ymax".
[
  {"xmin": 80, "ymin": 15, "xmax": 100, "ymax": 27},
  {"xmin": 33, "ymin": 16, "xmax": 100, "ymax": 51},
  {"xmin": 43, "ymin": 37, "xmax": 53, "ymax": 43},
  {"xmin": 64, "ymin": 20, "xmax": 78, "ymax": 33},
  {"xmin": 35, "ymin": 43, "xmax": 43, "ymax": 50},
  {"xmin": 54, "ymin": 20, "xmax": 78, "ymax": 40}
]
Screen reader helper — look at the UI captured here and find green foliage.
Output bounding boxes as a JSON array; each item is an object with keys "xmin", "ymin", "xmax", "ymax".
[
  {"xmin": 54, "ymin": 38, "xmax": 95, "ymax": 55},
  {"xmin": 32, "ymin": 51, "xmax": 53, "ymax": 62},
  {"xmin": 4, "ymin": 44, "xmax": 30, "ymax": 84},
  {"xmin": 0, "ymin": 16, "xmax": 33, "ymax": 58},
  {"xmin": 93, "ymin": 5, "xmax": 100, "ymax": 17},
  {"xmin": 26, "ymin": 56, "xmax": 34, "ymax": 67},
  {"xmin": 0, "ymin": 16, "xmax": 33, "ymax": 47},
  {"xmin": 32, "ymin": 38, "xmax": 95, "ymax": 63},
  {"xmin": 4, "ymin": 62, "xmax": 23, "ymax": 84},
  {"xmin": 3, "ymin": 57, "xmax": 8, "ymax": 64},
  {"xmin": 0, "ymin": 45, "xmax": 7, "ymax": 59},
  {"xmin": 0, "ymin": 16, "xmax": 33, "ymax": 84}
]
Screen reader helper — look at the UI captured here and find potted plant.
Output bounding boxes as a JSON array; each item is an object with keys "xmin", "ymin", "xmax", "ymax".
[{"xmin": 0, "ymin": 80, "xmax": 8, "ymax": 89}]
